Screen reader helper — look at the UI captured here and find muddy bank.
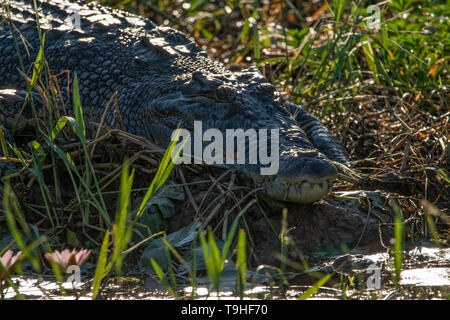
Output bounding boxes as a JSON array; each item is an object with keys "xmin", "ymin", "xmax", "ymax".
[{"xmin": 247, "ymin": 197, "xmax": 393, "ymax": 266}]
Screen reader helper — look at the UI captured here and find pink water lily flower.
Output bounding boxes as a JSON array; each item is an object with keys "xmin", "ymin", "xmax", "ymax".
[
  {"xmin": 44, "ymin": 248, "xmax": 92, "ymax": 273},
  {"xmin": 0, "ymin": 250, "xmax": 22, "ymax": 281}
]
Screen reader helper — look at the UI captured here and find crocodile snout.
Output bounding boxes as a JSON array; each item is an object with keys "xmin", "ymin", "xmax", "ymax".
[{"xmin": 253, "ymin": 152, "xmax": 338, "ymax": 203}]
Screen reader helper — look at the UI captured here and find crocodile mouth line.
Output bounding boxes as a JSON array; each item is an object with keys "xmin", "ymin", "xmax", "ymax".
[{"xmin": 259, "ymin": 176, "xmax": 335, "ymax": 203}]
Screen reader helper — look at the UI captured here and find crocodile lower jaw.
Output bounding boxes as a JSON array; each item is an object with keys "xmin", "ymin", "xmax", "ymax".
[{"xmin": 260, "ymin": 176, "xmax": 334, "ymax": 204}]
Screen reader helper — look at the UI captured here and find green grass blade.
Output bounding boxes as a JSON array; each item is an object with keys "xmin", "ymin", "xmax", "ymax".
[
  {"xmin": 162, "ymin": 236, "xmax": 198, "ymax": 294},
  {"xmin": 151, "ymin": 257, "xmax": 178, "ymax": 299},
  {"xmin": 49, "ymin": 116, "xmax": 76, "ymax": 141},
  {"xmin": 332, "ymin": 0, "xmax": 347, "ymax": 23},
  {"xmin": 361, "ymin": 36, "xmax": 379, "ymax": 84},
  {"xmin": 29, "ymin": 33, "xmax": 45, "ymax": 89},
  {"xmin": 208, "ymin": 227, "xmax": 222, "ymax": 272},
  {"xmin": 252, "ymin": 22, "xmax": 260, "ymax": 60},
  {"xmin": 297, "ymin": 273, "xmax": 333, "ymax": 300},
  {"xmin": 391, "ymin": 199, "xmax": 404, "ymax": 287},
  {"xmin": 0, "ymin": 125, "xmax": 11, "ymax": 160},
  {"xmin": 436, "ymin": 169, "xmax": 450, "ymax": 184},
  {"xmin": 72, "ymin": 73, "xmax": 86, "ymax": 139},
  {"xmin": 199, "ymin": 229, "xmax": 220, "ymax": 293},
  {"xmin": 91, "ymin": 229, "xmax": 110, "ymax": 299},
  {"xmin": 236, "ymin": 229, "xmax": 246, "ymax": 299},
  {"xmin": 220, "ymin": 200, "xmax": 255, "ymax": 265},
  {"xmin": 2, "ymin": 183, "xmax": 41, "ymax": 272},
  {"xmin": 136, "ymin": 128, "xmax": 184, "ymax": 218},
  {"xmin": 112, "ymin": 159, "xmax": 135, "ymax": 273},
  {"xmin": 43, "ymin": 138, "xmax": 111, "ymax": 225},
  {"xmin": 3, "ymin": 186, "xmax": 27, "ymax": 253}
]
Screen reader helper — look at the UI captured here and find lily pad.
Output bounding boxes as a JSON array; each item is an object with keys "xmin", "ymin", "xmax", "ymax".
[
  {"xmin": 140, "ymin": 221, "xmax": 201, "ymax": 272},
  {"xmin": 132, "ymin": 184, "xmax": 185, "ymax": 242}
]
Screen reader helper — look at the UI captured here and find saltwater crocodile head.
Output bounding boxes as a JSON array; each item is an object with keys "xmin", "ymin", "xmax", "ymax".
[
  {"xmin": 0, "ymin": 0, "xmax": 346, "ymax": 203},
  {"xmin": 140, "ymin": 49, "xmax": 346, "ymax": 203}
]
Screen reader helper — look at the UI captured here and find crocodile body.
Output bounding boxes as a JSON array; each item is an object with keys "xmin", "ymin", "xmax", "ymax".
[{"xmin": 0, "ymin": 0, "xmax": 348, "ymax": 203}]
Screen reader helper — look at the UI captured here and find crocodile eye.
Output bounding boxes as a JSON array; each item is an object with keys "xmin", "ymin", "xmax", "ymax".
[
  {"xmin": 216, "ymin": 86, "xmax": 236, "ymax": 102},
  {"xmin": 134, "ymin": 56, "xmax": 145, "ymax": 66}
]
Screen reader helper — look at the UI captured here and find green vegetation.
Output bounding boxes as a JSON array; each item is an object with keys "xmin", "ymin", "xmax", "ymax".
[
  {"xmin": 0, "ymin": 0, "xmax": 448, "ymax": 299},
  {"xmin": 107, "ymin": 0, "xmax": 447, "ymax": 112}
]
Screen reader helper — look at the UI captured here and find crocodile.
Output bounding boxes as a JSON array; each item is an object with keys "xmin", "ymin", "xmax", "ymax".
[{"xmin": 0, "ymin": 0, "xmax": 348, "ymax": 203}]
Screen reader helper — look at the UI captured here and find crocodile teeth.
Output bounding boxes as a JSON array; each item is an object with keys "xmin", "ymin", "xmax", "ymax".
[
  {"xmin": 280, "ymin": 181, "xmax": 329, "ymax": 203},
  {"xmin": 283, "ymin": 187, "xmax": 289, "ymax": 201},
  {"xmin": 300, "ymin": 182, "xmax": 313, "ymax": 195},
  {"xmin": 259, "ymin": 176, "xmax": 334, "ymax": 204},
  {"xmin": 287, "ymin": 184, "xmax": 301, "ymax": 200}
]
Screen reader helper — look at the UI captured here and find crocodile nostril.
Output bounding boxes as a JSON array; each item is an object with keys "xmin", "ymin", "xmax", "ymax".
[
  {"xmin": 216, "ymin": 85, "xmax": 236, "ymax": 102},
  {"xmin": 216, "ymin": 87, "xmax": 226, "ymax": 100}
]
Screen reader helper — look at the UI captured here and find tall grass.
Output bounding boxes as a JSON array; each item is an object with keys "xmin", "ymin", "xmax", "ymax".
[
  {"xmin": 235, "ymin": 228, "xmax": 246, "ymax": 299},
  {"xmin": 0, "ymin": 0, "xmax": 447, "ymax": 300},
  {"xmin": 0, "ymin": 8, "xmax": 183, "ymax": 296},
  {"xmin": 391, "ymin": 199, "xmax": 404, "ymax": 288},
  {"xmin": 200, "ymin": 200, "xmax": 255, "ymax": 295}
]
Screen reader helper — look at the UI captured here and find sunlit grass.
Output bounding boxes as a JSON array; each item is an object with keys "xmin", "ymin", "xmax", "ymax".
[{"xmin": 0, "ymin": 0, "xmax": 448, "ymax": 300}]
